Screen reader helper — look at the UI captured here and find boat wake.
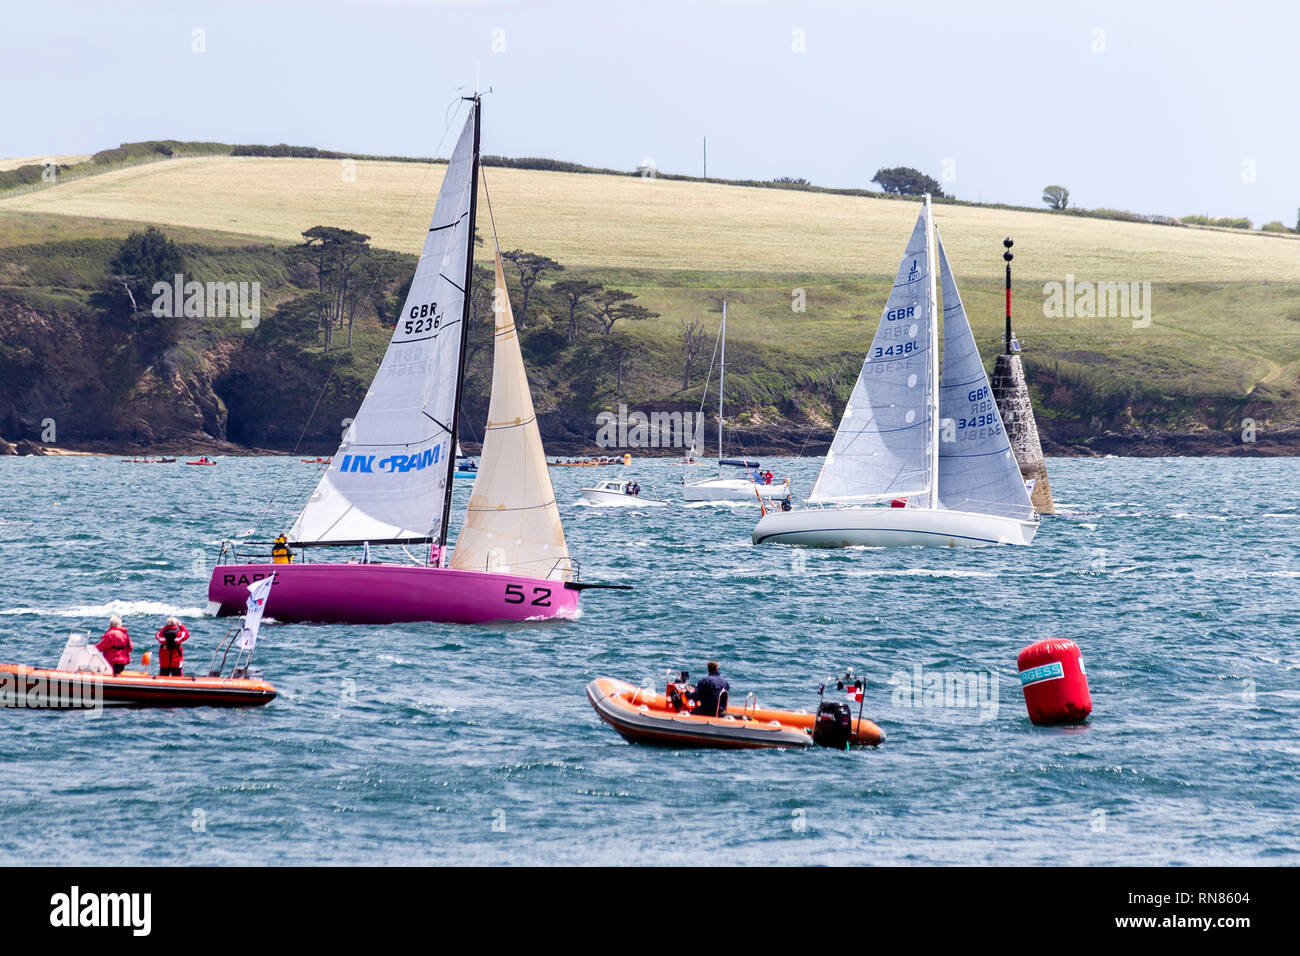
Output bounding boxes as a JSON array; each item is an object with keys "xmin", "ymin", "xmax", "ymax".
[{"xmin": 0, "ymin": 600, "xmax": 207, "ymax": 620}]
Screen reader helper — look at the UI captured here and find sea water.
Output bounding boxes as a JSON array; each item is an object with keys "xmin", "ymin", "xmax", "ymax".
[{"xmin": 0, "ymin": 455, "xmax": 1296, "ymax": 865}]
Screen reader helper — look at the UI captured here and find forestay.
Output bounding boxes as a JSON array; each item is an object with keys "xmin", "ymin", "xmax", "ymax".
[
  {"xmin": 289, "ymin": 104, "xmax": 478, "ymax": 544},
  {"xmin": 449, "ymin": 252, "xmax": 572, "ymax": 580},
  {"xmin": 935, "ymin": 235, "xmax": 1034, "ymax": 519},
  {"xmin": 809, "ymin": 205, "xmax": 936, "ymax": 503}
]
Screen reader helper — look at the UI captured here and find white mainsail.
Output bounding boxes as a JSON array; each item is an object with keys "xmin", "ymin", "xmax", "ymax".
[
  {"xmin": 936, "ymin": 234, "xmax": 1033, "ymax": 519},
  {"xmin": 290, "ymin": 103, "xmax": 478, "ymax": 544},
  {"xmin": 449, "ymin": 251, "xmax": 572, "ymax": 581},
  {"xmin": 809, "ymin": 200, "xmax": 937, "ymax": 504}
]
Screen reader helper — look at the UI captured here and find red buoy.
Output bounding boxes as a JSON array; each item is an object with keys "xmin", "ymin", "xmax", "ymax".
[{"xmin": 1018, "ymin": 638, "xmax": 1091, "ymax": 725}]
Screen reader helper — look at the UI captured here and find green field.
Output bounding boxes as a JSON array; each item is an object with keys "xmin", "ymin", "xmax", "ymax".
[{"xmin": 2, "ymin": 150, "xmax": 1299, "ymax": 451}]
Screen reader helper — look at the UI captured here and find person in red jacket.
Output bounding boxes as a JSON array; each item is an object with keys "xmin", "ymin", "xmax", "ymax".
[
  {"xmin": 155, "ymin": 616, "xmax": 190, "ymax": 677},
  {"xmin": 96, "ymin": 616, "xmax": 133, "ymax": 675}
]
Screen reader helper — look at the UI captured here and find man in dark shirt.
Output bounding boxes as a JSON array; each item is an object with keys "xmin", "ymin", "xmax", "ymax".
[{"xmin": 693, "ymin": 661, "xmax": 730, "ymax": 717}]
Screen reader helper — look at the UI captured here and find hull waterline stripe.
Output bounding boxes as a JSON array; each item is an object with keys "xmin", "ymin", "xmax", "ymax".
[{"xmin": 753, "ymin": 524, "xmax": 1030, "ymax": 546}]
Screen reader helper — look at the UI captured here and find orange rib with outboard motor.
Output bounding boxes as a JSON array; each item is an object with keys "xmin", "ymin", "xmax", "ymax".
[
  {"xmin": 0, "ymin": 663, "xmax": 276, "ymax": 708},
  {"xmin": 587, "ymin": 677, "xmax": 884, "ymax": 750}
]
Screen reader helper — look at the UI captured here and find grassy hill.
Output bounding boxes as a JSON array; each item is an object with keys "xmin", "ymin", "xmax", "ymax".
[{"xmin": 2, "ymin": 149, "xmax": 1300, "ymax": 455}]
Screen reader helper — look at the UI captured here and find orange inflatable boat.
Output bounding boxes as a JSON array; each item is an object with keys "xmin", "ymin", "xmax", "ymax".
[
  {"xmin": 1, "ymin": 625, "xmax": 276, "ymax": 709},
  {"xmin": 587, "ymin": 675, "xmax": 884, "ymax": 750},
  {"xmin": 0, "ymin": 663, "xmax": 276, "ymax": 708}
]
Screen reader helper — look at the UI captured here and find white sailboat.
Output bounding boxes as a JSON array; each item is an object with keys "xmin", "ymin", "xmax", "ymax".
[
  {"xmin": 682, "ymin": 301, "xmax": 791, "ymax": 502},
  {"xmin": 753, "ymin": 196, "xmax": 1038, "ymax": 549}
]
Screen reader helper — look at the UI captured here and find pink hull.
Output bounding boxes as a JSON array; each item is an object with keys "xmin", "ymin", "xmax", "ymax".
[{"xmin": 207, "ymin": 562, "xmax": 581, "ymax": 625}]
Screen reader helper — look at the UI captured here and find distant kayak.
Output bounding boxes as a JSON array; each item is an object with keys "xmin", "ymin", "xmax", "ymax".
[
  {"xmin": 185, "ymin": 458, "xmax": 217, "ymax": 466},
  {"xmin": 551, "ymin": 454, "xmax": 631, "ymax": 468},
  {"xmin": 587, "ymin": 676, "xmax": 884, "ymax": 750}
]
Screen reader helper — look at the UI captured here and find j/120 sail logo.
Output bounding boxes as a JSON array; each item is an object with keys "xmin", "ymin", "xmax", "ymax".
[{"xmin": 339, "ymin": 444, "xmax": 445, "ymax": 473}]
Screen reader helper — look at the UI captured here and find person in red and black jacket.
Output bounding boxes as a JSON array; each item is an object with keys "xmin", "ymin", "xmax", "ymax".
[
  {"xmin": 154, "ymin": 617, "xmax": 190, "ymax": 677},
  {"xmin": 96, "ymin": 616, "xmax": 133, "ymax": 675}
]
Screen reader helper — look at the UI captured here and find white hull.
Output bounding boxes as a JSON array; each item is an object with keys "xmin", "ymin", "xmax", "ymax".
[
  {"xmin": 579, "ymin": 488, "xmax": 668, "ymax": 507},
  {"xmin": 752, "ymin": 506, "xmax": 1038, "ymax": 548},
  {"xmin": 683, "ymin": 477, "xmax": 788, "ymax": 503}
]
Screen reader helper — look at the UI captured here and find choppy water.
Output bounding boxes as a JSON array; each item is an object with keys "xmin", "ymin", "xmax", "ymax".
[{"xmin": 0, "ymin": 455, "xmax": 1297, "ymax": 865}]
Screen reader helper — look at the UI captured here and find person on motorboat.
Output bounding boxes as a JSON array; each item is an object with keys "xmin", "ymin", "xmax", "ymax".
[
  {"xmin": 155, "ymin": 617, "xmax": 191, "ymax": 677},
  {"xmin": 96, "ymin": 616, "xmax": 133, "ymax": 675},
  {"xmin": 692, "ymin": 661, "xmax": 730, "ymax": 717},
  {"xmin": 271, "ymin": 534, "xmax": 293, "ymax": 564}
]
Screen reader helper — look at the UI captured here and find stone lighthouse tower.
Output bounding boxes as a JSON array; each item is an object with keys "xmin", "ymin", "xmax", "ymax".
[{"xmin": 991, "ymin": 237, "xmax": 1054, "ymax": 515}]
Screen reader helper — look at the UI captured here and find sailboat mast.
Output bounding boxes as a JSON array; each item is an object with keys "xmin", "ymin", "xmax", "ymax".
[
  {"xmin": 924, "ymin": 195, "xmax": 940, "ymax": 509},
  {"xmin": 718, "ymin": 300, "xmax": 726, "ymax": 465},
  {"xmin": 438, "ymin": 95, "xmax": 482, "ymax": 559}
]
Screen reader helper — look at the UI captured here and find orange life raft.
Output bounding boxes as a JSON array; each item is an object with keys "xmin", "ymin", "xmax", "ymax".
[{"xmin": 587, "ymin": 677, "xmax": 884, "ymax": 750}]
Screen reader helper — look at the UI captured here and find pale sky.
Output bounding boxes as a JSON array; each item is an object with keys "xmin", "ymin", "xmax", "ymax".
[{"xmin": 3, "ymin": 0, "xmax": 1297, "ymax": 226}]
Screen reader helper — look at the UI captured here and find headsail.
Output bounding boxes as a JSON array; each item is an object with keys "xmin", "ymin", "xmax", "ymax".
[
  {"xmin": 289, "ymin": 103, "xmax": 479, "ymax": 545},
  {"xmin": 449, "ymin": 251, "xmax": 572, "ymax": 581},
  {"xmin": 809, "ymin": 201, "xmax": 937, "ymax": 504},
  {"xmin": 936, "ymin": 234, "xmax": 1034, "ymax": 519},
  {"xmin": 687, "ymin": 412, "xmax": 704, "ymax": 459}
]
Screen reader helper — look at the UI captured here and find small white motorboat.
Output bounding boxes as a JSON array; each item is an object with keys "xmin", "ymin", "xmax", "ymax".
[{"xmin": 579, "ymin": 478, "xmax": 669, "ymax": 508}]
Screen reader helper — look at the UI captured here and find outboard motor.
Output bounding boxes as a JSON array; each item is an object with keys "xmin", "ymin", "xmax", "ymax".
[
  {"xmin": 666, "ymin": 670, "xmax": 692, "ymax": 712},
  {"xmin": 812, "ymin": 700, "xmax": 854, "ymax": 748}
]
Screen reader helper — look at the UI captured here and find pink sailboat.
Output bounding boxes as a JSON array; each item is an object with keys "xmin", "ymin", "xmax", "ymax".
[{"xmin": 207, "ymin": 96, "xmax": 623, "ymax": 625}]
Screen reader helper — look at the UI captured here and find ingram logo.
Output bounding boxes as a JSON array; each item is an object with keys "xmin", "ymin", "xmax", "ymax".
[
  {"xmin": 339, "ymin": 445, "xmax": 444, "ymax": 474},
  {"xmin": 50, "ymin": 886, "xmax": 151, "ymax": 936}
]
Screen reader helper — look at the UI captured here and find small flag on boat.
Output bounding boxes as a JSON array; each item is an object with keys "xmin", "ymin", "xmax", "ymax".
[
  {"xmin": 241, "ymin": 573, "xmax": 275, "ymax": 651},
  {"xmin": 846, "ymin": 682, "xmax": 864, "ymax": 703}
]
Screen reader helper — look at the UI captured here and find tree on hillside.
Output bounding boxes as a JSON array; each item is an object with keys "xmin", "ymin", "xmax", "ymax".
[
  {"xmin": 299, "ymin": 226, "xmax": 372, "ymax": 349},
  {"xmin": 95, "ymin": 226, "xmax": 187, "ymax": 359},
  {"xmin": 607, "ymin": 333, "xmax": 639, "ymax": 393},
  {"xmin": 591, "ymin": 289, "xmax": 658, "ymax": 336},
  {"xmin": 1042, "ymin": 185, "xmax": 1070, "ymax": 210},
  {"xmin": 680, "ymin": 318, "xmax": 708, "ymax": 391},
  {"xmin": 105, "ymin": 226, "xmax": 184, "ymax": 319},
  {"xmin": 551, "ymin": 279, "xmax": 603, "ymax": 342},
  {"xmin": 872, "ymin": 166, "xmax": 947, "ymax": 198},
  {"xmin": 501, "ymin": 249, "xmax": 562, "ymax": 329},
  {"xmin": 253, "ymin": 292, "xmax": 333, "ymax": 348}
]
